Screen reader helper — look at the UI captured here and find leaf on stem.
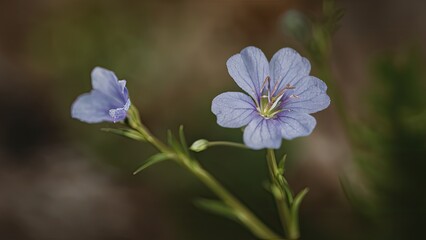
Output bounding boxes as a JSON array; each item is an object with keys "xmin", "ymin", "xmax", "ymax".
[
  {"xmin": 290, "ymin": 188, "xmax": 309, "ymax": 218},
  {"xmin": 194, "ymin": 198, "xmax": 238, "ymax": 221},
  {"xmin": 178, "ymin": 125, "xmax": 190, "ymax": 155},
  {"xmin": 281, "ymin": 183, "xmax": 294, "ymax": 205},
  {"xmin": 133, "ymin": 153, "xmax": 172, "ymax": 175},
  {"xmin": 167, "ymin": 129, "xmax": 183, "ymax": 153},
  {"xmin": 101, "ymin": 128, "xmax": 145, "ymax": 141},
  {"xmin": 278, "ymin": 154, "xmax": 287, "ymax": 175}
]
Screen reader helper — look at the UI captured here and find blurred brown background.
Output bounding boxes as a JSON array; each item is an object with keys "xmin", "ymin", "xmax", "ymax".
[{"xmin": 1, "ymin": 0, "xmax": 425, "ymax": 239}]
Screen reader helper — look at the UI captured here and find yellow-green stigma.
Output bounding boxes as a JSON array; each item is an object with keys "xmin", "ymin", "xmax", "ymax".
[{"xmin": 258, "ymin": 95, "xmax": 283, "ymax": 119}]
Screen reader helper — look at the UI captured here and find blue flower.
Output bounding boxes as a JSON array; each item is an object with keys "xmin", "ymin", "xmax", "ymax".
[
  {"xmin": 212, "ymin": 47, "xmax": 330, "ymax": 149},
  {"xmin": 71, "ymin": 67, "xmax": 131, "ymax": 123}
]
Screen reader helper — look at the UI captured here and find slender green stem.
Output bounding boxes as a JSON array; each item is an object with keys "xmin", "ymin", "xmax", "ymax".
[
  {"xmin": 180, "ymin": 156, "xmax": 282, "ymax": 240},
  {"xmin": 266, "ymin": 149, "xmax": 299, "ymax": 240},
  {"xmin": 207, "ymin": 141, "xmax": 249, "ymax": 150},
  {"xmin": 133, "ymin": 123, "xmax": 281, "ymax": 239}
]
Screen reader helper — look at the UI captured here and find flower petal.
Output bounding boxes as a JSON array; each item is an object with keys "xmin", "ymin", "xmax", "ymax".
[
  {"xmin": 118, "ymin": 80, "xmax": 129, "ymax": 100},
  {"xmin": 211, "ymin": 92, "xmax": 257, "ymax": 128},
  {"xmin": 91, "ymin": 67, "xmax": 126, "ymax": 106},
  {"xmin": 243, "ymin": 116, "xmax": 282, "ymax": 149},
  {"xmin": 71, "ymin": 90, "xmax": 115, "ymax": 123},
  {"xmin": 284, "ymin": 76, "xmax": 330, "ymax": 113},
  {"xmin": 277, "ymin": 111, "xmax": 317, "ymax": 140},
  {"xmin": 226, "ymin": 46, "xmax": 269, "ymax": 102},
  {"xmin": 269, "ymin": 48, "xmax": 311, "ymax": 93}
]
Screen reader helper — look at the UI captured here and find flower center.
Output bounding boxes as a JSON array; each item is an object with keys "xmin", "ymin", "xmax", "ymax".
[{"xmin": 256, "ymin": 76, "xmax": 296, "ymax": 119}]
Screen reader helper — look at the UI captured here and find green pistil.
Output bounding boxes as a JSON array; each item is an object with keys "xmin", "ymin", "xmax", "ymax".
[{"xmin": 258, "ymin": 95, "xmax": 282, "ymax": 119}]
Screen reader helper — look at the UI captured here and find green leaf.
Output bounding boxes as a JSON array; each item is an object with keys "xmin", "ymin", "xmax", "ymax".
[
  {"xmin": 270, "ymin": 183, "xmax": 284, "ymax": 200},
  {"xmin": 167, "ymin": 129, "xmax": 182, "ymax": 152},
  {"xmin": 101, "ymin": 128, "xmax": 145, "ymax": 141},
  {"xmin": 194, "ymin": 198, "xmax": 238, "ymax": 221},
  {"xmin": 179, "ymin": 125, "xmax": 190, "ymax": 155},
  {"xmin": 290, "ymin": 188, "xmax": 309, "ymax": 218},
  {"xmin": 133, "ymin": 153, "xmax": 172, "ymax": 175},
  {"xmin": 284, "ymin": 184, "xmax": 295, "ymax": 205},
  {"xmin": 278, "ymin": 154, "xmax": 287, "ymax": 175}
]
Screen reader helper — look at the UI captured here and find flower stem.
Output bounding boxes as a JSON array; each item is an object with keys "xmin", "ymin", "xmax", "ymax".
[
  {"xmin": 207, "ymin": 141, "xmax": 249, "ymax": 150},
  {"xmin": 266, "ymin": 149, "xmax": 300, "ymax": 240},
  {"xmin": 133, "ymin": 122, "xmax": 281, "ymax": 239},
  {"xmin": 179, "ymin": 157, "xmax": 282, "ymax": 240}
]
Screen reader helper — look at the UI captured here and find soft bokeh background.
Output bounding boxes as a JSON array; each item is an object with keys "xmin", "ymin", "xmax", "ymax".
[{"xmin": 1, "ymin": 0, "xmax": 425, "ymax": 239}]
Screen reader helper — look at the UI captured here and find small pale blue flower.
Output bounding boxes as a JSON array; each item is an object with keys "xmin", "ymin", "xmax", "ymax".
[
  {"xmin": 212, "ymin": 47, "xmax": 330, "ymax": 149},
  {"xmin": 71, "ymin": 67, "xmax": 131, "ymax": 123}
]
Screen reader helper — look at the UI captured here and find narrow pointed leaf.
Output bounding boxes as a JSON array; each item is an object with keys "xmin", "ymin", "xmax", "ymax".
[
  {"xmin": 133, "ymin": 153, "xmax": 171, "ymax": 175},
  {"xmin": 101, "ymin": 128, "xmax": 145, "ymax": 141},
  {"xmin": 283, "ymin": 184, "xmax": 294, "ymax": 205},
  {"xmin": 194, "ymin": 198, "xmax": 238, "ymax": 221},
  {"xmin": 167, "ymin": 129, "xmax": 183, "ymax": 153},
  {"xmin": 290, "ymin": 188, "xmax": 309, "ymax": 217},
  {"xmin": 278, "ymin": 154, "xmax": 287, "ymax": 175},
  {"xmin": 179, "ymin": 125, "xmax": 190, "ymax": 155}
]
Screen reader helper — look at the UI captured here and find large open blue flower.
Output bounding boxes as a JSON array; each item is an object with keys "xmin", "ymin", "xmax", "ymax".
[
  {"xmin": 212, "ymin": 47, "xmax": 330, "ymax": 149},
  {"xmin": 71, "ymin": 67, "xmax": 131, "ymax": 123}
]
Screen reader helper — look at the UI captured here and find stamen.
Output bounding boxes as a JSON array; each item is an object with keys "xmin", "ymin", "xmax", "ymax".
[
  {"xmin": 285, "ymin": 83, "xmax": 295, "ymax": 90},
  {"xmin": 267, "ymin": 77, "xmax": 272, "ymax": 102},
  {"xmin": 274, "ymin": 83, "xmax": 295, "ymax": 98},
  {"xmin": 258, "ymin": 80, "xmax": 297, "ymax": 119},
  {"xmin": 270, "ymin": 80, "xmax": 280, "ymax": 96},
  {"xmin": 260, "ymin": 76, "xmax": 270, "ymax": 93}
]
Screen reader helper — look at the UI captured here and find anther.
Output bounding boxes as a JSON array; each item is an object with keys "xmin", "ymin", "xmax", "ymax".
[{"xmin": 285, "ymin": 84, "xmax": 295, "ymax": 90}]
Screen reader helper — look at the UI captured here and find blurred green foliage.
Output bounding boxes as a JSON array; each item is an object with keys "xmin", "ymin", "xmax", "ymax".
[
  {"xmin": 348, "ymin": 49, "xmax": 426, "ymax": 240},
  {"xmin": 283, "ymin": 1, "xmax": 426, "ymax": 239}
]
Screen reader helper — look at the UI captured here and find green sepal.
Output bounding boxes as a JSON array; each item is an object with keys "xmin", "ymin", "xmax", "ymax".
[
  {"xmin": 133, "ymin": 153, "xmax": 172, "ymax": 175},
  {"xmin": 194, "ymin": 198, "xmax": 238, "ymax": 221},
  {"xmin": 127, "ymin": 105, "xmax": 142, "ymax": 129},
  {"xmin": 101, "ymin": 128, "xmax": 145, "ymax": 141}
]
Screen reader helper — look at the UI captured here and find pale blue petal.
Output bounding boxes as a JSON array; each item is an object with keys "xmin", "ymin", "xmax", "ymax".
[
  {"xmin": 227, "ymin": 46, "xmax": 269, "ymax": 102},
  {"xmin": 91, "ymin": 67, "xmax": 126, "ymax": 105},
  {"xmin": 284, "ymin": 76, "xmax": 330, "ymax": 113},
  {"xmin": 277, "ymin": 111, "xmax": 317, "ymax": 140},
  {"xmin": 109, "ymin": 99, "xmax": 131, "ymax": 123},
  {"xmin": 269, "ymin": 48, "xmax": 311, "ymax": 93},
  {"xmin": 118, "ymin": 80, "xmax": 128, "ymax": 99},
  {"xmin": 71, "ymin": 90, "xmax": 114, "ymax": 123},
  {"xmin": 243, "ymin": 116, "xmax": 282, "ymax": 149},
  {"xmin": 212, "ymin": 92, "xmax": 257, "ymax": 128}
]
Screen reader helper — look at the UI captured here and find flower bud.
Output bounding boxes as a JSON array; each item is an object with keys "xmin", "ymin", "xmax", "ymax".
[{"xmin": 190, "ymin": 139, "xmax": 209, "ymax": 152}]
